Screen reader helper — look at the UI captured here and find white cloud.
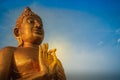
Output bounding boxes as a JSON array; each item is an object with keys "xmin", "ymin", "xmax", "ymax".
[
  {"xmin": 117, "ymin": 38, "xmax": 120, "ymax": 43},
  {"xmin": 97, "ymin": 41, "xmax": 103, "ymax": 46},
  {"xmin": 116, "ymin": 28, "xmax": 120, "ymax": 34}
]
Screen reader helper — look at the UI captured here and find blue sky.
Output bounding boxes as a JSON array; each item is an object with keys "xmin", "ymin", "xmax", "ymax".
[{"xmin": 0, "ymin": 0, "xmax": 120, "ymax": 78}]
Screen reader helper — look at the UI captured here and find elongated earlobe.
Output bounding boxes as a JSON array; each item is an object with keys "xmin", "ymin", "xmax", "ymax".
[
  {"xmin": 14, "ymin": 28, "xmax": 23, "ymax": 47},
  {"xmin": 14, "ymin": 28, "xmax": 19, "ymax": 37},
  {"xmin": 17, "ymin": 37, "xmax": 24, "ymax": 47}
]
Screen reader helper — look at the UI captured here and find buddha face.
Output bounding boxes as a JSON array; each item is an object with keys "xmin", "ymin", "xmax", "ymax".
[{"xmin": 19, "ymin": 16, "xmax": 44, "ymax": 45}]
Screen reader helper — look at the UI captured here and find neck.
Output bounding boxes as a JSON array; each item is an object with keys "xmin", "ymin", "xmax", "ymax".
[{"xmin": 23, "ymin": 42, "xmax": 39, "ymax": 49}]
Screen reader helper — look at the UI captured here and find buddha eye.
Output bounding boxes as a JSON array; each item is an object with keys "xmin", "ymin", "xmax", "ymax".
[{"xmin": 27, "ymin": 19, "xmax": 34, "ymax": 24}]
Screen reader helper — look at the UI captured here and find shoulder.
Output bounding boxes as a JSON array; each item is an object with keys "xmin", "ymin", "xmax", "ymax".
[
  {"xmin": 57, "ymin": 59, "xmax": 63, "ymax": 67},
  {"xmin": 0, "ymin": 46, "xmax": 17, "ymax": 77},
  {"xmin": 0, "ymin": 46, "xmax": 17, "ymax": 55},
  {"xmin": 0, "ymin": 46, "xmax": 17, "ymax": 66},
  {"xmin": 55, "ymin": 59, "xmax": 66, "ymax": 80},
  {"xmin": 56, "ymin": 59, "xmax": 66, "ymax": 72},
  {"xmin": 0, "ymin": 46, "xmax": 17, "ymax": 51},
  {"xmin": 56, "ymin": 59, "xmax": 65, "ymax": 72}
]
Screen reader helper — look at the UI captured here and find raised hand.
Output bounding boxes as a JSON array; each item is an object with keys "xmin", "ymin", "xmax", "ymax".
[
  {"xmin": 48, "ymin": 48, "xmax": 57, "ymax": 75},
  {"xmin": 38, "ymin": 43, "xmax": 58, "ymax": 76},
  {"xmin": 38, "ymin": 43, "xmax": 49, "ymax": 75}
]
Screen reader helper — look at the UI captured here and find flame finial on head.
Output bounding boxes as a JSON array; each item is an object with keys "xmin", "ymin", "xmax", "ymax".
[{"xmin": 24, "ymin": 7, "xmax": 31, "ymax": 12}]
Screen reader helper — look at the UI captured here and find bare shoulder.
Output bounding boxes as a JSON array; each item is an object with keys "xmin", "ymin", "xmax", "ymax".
[
  {"xmin": 0, "ymin": 46, "xmax": 17, "ymax": 67},
  {"xmin": 0, "ymin": 46, "xmax": 17, "ymax": 51},
  {"xmin": 0, "ymin": 46, "xmax": 17, "ymax": 55},
  {"xmin": 57, "ymin": 59, "xmax": 63, "ymax": 66},
  {"xmin": 56, "ymin": 59, "xmax": 65, "ymax": 71}
]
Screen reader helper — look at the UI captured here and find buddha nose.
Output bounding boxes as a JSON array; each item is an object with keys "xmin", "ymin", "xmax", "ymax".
[{"xmin": 34, "ymin": 21, "xmax": 41, "ymax": 28}]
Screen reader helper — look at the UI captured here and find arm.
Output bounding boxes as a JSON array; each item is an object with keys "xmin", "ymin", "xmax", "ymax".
[
  {"xmin": 0, "ymin": 47, "xmax": 14, "ymax": 80},
  {"xmin": 55, "ymin": 59, "xmax": 66, "ymax": 80}
]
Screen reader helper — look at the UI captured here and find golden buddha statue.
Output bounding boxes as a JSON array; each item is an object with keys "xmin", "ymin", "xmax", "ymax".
[{"xmin": 0, "ymin": 7, "xmax": 66, "ymax": 80}]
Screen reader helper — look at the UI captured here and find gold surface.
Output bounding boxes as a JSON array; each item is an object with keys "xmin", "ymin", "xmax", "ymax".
[{"xmin": 0, "ymin": 7, "xmax": 66, "ymax": 80}]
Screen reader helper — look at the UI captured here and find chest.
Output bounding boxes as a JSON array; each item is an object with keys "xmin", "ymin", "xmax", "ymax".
[{"xmin": 14, "ymin": 48, "xmax": 40, "ymax": 76}]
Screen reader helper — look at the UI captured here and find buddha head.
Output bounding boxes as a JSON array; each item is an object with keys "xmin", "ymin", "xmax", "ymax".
[{"xmin": 14, "ymin": 7, "xmax": 44, "ymax": 47}]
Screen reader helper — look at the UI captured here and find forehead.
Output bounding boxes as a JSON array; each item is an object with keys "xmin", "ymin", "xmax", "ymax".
[{"xmin": 23, "ymin": 16, "xmax": 42, "ymax": 23}]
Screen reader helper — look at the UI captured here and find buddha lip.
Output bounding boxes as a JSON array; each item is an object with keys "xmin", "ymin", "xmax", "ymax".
[
  {"xmin": 33, "ymin": 31, "xmax": 42, "ymax": 34},
  {"xmin": 33, "ymin": 27, "xmax": 41, "ymax": 30},
  {"xmin": 33, "ymin": 28, "xmax": 42, "ymax": 34},
  {"xmin": 33, "ymin": 28, "xmax": 41, "ymax": 31}
]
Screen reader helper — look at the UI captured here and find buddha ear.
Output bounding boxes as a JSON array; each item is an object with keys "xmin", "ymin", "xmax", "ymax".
[{"xmin": 14, "ymin": 28, "xmax": 20, "ymax": 37}]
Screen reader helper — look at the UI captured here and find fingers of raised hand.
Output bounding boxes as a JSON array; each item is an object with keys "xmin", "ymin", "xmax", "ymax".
[
  {"xmin": 49, "ymin": 48, "xmax": 56, "ymax": 53},
  {"xmin": 48, "ymin": 49, "xmax": 57, "ymax": 74},
  {"xmin": 49, "ymin": 48, "xmax": 57, "ymax": 68},
  {"xmin": 39, "ymin": 45, "xmax": 48, "ymax": 73},
  {"xmin": 39, "ymin": 43, "xmax": 49, "ymax": 60},
  {"xmin": 39, "ymin": 43, "xmax": 48, "ymax": 62},
  {"xmin": 39, "ymin": 45, "xmax": 43, "ymax": 59},
  {"xmin": 43, "ymin": 43, "xmax": 48, "ymax": 59},
  {"xmin": 49, "ymin": 48, "xmax": 57, "ymax": 61},
  {"xmin": 38, "ymin": 45, "xmax": 45, "ymax": 69}
]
